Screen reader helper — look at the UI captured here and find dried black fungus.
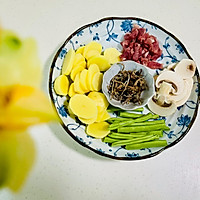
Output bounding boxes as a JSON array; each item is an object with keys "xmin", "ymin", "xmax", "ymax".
[{"xmin": 107, "ymin": 66, "xmax": 148, "ymax": 105}]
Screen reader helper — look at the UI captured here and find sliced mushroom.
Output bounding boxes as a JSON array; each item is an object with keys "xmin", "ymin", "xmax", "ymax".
[
  {"xmin": 155, "ymin": 70, "xmax": 184, "ymax": 95},
  {"xmin": 167, "ymin": 78, "xmax": 193, "ymax": 103},
  {"xmin": 156, "ymin": 81, "xmax": 173, "ymax": 104},
  {"xmin": 147, "ymin": 97, "xmax": 177, "ymax": 116},
  {"xmin": 173, "ymin": 78, "xmax": 193, "ymax": 107},
  {"xmin": 174, "ymin": 59, "xmax": 196, "ymax": 79}
]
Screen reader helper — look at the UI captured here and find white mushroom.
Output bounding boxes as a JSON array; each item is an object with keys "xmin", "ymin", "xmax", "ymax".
[
  {"xmin": 155, "ymin": 70, "xmax": 184, "ymax": 95},
  {"xmin": 167, "ymin": 78, "xmax": 193, "ymax": 103},
  {"xmin": 148, "ymin": 97, "xmax": 177, "ymax": 116},
  {"xmin": 173, "ymin": 78, "xmax": 193, "ymax": 107},
  {"xmin": 174, "ymin": 59, "xmax": 196, "ymax": 79}
]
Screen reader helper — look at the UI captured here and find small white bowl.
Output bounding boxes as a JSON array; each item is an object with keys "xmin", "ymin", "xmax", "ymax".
[{"xmin": 102, "ymin": 60, "xmax": 155, "ymax": 110}]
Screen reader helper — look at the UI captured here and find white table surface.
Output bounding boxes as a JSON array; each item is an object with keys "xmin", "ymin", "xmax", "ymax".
[{"xmin": 0, "ymin": 0, "xmax": 200, "ymax": 199}]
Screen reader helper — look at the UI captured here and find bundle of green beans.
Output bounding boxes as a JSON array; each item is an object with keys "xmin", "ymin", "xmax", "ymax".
[{"xmin": 104, "ymin": 110, "xmax": 169, "ymax": 150}]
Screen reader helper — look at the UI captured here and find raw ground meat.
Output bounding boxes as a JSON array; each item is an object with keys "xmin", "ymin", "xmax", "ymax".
[{"xmin": 120, "ymin": 24, "xmax": 163, "ymax": 69}]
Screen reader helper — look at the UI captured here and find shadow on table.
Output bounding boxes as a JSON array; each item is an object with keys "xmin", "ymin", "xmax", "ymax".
[{"xmin": 42, "ymin": 43, "xmax": 111, "ymax": 161}]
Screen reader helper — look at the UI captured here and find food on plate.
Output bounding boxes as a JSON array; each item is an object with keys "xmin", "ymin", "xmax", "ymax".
[
  {"xmin": 61, "ymin": 48, "xmax": 75, "ymax": 75},
  {"xmin": 88, "ymin": 91, "xmax": 109, "ymax": 110},
  {"xmin": 87, "ymin": 64, "xmax": 100, "ymax": 90},
  {"xmin": 75, "ymin": 46, "xmax": 85, "ymax": 55},
  {"xmin": 103, "ymin": 48, "xmax": 121, "ymax": 64},
  {"xmin": 96, "ymin": 108, "xmax": 111, "ymax": 122},
  {"xmin": 120, "ymin": 24, "xmax": 163, "ymax": 69},
  {"xmin": 83, "ymin": 41, "xmax": 102, "ymax": 60},
  {"xmin": 70, "ymin": 62, "xmax": 86, "ymax": 81},
  {"xmin": 107, "ymin": 67, "xmax": 148, "ymax": 105},
  {"xmin": 68, "ymin": 83, "xmax": 77, "ymax": 97},
  {"xmin": 73, "ymin": 53, "xmax": 86, "ymax": 67},
  {"xmin": 87, "ymin": 55, "xmax": 111, "ymax": 71},
  {"xmin": 104, "ymin": 111, "xmax": 169, "ymax": 149},
  {"xmin": 91, "ymin": 72, "xmax": 103, "ymax": 91},
  {"xmin": 53, "ymin": 74, "xmax": 69, "ymax": 96},
  {"xmin": 79, "ymin": 69, "xmax": 89, "ymax": 91},
  {"xmin": 86, "ymin": 121, "xmax": 110, "ymax": 138},
  {"xmin": 69, "ymin": 94, "xmax": 98, "ymax": 119},
  {"xmin": 74, "ymin": 73, "xmax": 87, "ymax": 94},
  {"xmin": 148, "ymin": 59, "xmax": 196, "ymax": 116}
]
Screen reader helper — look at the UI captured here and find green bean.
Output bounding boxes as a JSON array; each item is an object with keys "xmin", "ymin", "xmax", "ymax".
[
  {"xmin": 109, "ymin": 132, "xmax": 140, "ymax": 139},
  {"xmin": 111, "ymin": 135, "xmax": 159, "ymax": 147},
  {"xmin": 107, "ymin": 105, "xmax": 144, "ymax": 113},
  {"xmin": 125, "ymin": 119, "xmax": 165, "ymax": 127},
  {"xmin": 119, "ymin": 112, "xmax": 143, "ymax": 118},
  {"xmin": 125, "ymin": 140, "xmax": 167, "ymax": 150},
  {"xmin": 118, "ymin": 124, "xmax": 170, "ymax": 133},
  {"xmin": 130, "ymin": 130, "xmax": 163, "ymax": 137},
  {"xmin": 107, "ymin": 117, "xmax": 131, "ymax": 123},
  {"xmin": 103, "ymin": 137, "xmax": 120, "ymax": 143},
  {"xmin": 109, "ymin": 113, "xmax": 157, "ymax": 130}
]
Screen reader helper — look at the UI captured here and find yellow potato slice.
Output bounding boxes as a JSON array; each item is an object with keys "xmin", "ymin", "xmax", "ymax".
[
  {"xmin": 87, "ymin": 64, "xmax": 100, "ymax": 90},
  {"xmin": 87, "ymin": 55, "xmax": 110, "ymax": 71},
  {"xmin": 84, "ymin": 49, "xmax": 100, "ymax": 60},
  {"xmin": 78, "ymin": 116, "xmax": 97, "ymax": 124},
  {"xmin": 96, "ymin": 108, "xmax": 111, "ymax": 122},
  {"xmin": 70, "ymin": 63, "xmax": 85, "ymax": 81},
  {"xmin": 83, "ymin": 41, "xmax": 102, "ymax": 58},
  {"xmin": 61, "ymin": 49, "xmax": 75, "ymax": 75},
  {"xmin": 68, "ymin": 83, "xmax": 77, "ymax": 97},
  {"xmin": 73, "ymin": 53, "xmax": 86, "ymax": 67},
  {"xmin": 80, "ymin": 69, "xmax": 89, "ymax": 91},
  {"xmin": 74, "ymin": 73, "xmax": 87, "ymax": 94},
  {"xmin": 86, "ymin": 121, "xmax": 110, "ymax": 138},
  {"xmin": 91, "ymin": 72, "xmax": 103, "ymax": 91},
  {"xmin": 103, "ymin": 48, "xmax": 121, "ymax": 64},
  {"xmin": 88, "ymin": 92, "xmax": 109, "ymax": 109},
  {"xmin": 53, "ymin": 74, "xmax": 69, "ymax": 96},
  {"xmin": 76, "ymin": 46, "xmax": 85, "ymax": 55},
  {"xmin": 69, "ymin": 94, "xmax": 98, "ymax": 119}
]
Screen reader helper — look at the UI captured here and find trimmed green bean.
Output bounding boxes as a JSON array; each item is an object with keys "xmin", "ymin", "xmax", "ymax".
[
  {"xmin": 119, "ymin": 112, "xmax": 143, "ymax": 118},
  {"xmin": 118, "ymin": 124, "xmax": 170, "ymax": 133},
  {"xmin": 109, "ymin": 113, "xmax": 158, "ymax": 130},
  {"xmin": 126, "ymin": 119, "xmax": 165, "ymax": 127},
  {"xmin": 111, "ymin": 135, "xmax": 159, "ymax": 147},
  {"xmin": 109, "ymin": 133, "xmax": 139, "ymax": 139},
  {"xmin": 125, "ymin": 140, "xmax": 168, "ymax": 150},
  {"xmin": 103, "ymin": 137, "xmax": 120, "ymax": 143}
]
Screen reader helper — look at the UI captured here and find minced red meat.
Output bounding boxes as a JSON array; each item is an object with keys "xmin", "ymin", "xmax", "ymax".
[{"xmin": 120, "ymin": 24, "xmax": 163, "ymax": 69}]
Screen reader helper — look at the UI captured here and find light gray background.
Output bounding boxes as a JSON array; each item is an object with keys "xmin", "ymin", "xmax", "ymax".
[{"xmin": 0, "ymin": 0, "xmax": 200, "ymax": 199}]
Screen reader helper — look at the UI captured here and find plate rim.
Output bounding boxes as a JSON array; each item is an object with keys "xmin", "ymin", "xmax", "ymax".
[{"xmin": 49, "ymin": 16, "xmax": 200, "ymax": 160}]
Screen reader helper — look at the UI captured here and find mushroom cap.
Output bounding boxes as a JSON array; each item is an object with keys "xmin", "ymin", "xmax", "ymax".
[
  {"xmin": 155, "ymin": 70, "xmax": 184, "ymax": 95},
  {"xmin": 175, "ymin": 59, "xmax": 196, "ymax": 79},
  {"xmin": 147, "ymin": 97, "xmax": 177, "ymax": 116}
]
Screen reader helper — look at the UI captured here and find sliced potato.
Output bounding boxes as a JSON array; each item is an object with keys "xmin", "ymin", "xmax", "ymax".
[
  {"xmin": 83, "ymin": 41, "xmax": 102, "ymax": 58},
  {"xmin": 69, "ymin": 94, "xmax": 98, "ymax": 119},
  {"xmin": 61, "ymin": 49, "xmax": 75, "ymax": 75},
  {"xmin": 88, "ymin": 92, "xmax": 109, "ymax": 109},
  {"xmin": 68, "ymin": 83, "xmax": 77, "ymax": 97},
  {"xmin": 96, "ymin": 108, "xmax": 111, "ymax": 122},
  {"xmin": 53, "ymin": 75, "xmax": 69, "ymax": 96},
  {"xmin": 86, "ymin": 122, "xmax": 110, "ymax": 138},
  {"xmin": 104, "ymin": 48, "xmax": 121, "ymax": 64},
  {"xmin": 84, "ymin": 49, "xmax": 100, "ymax": 60},
  {"xmin": 78, "ymin": 116, "xmax": 97, "ymax": 124},
  {"xmin": 73, "ymin": 53, "xmax": 86, "ymax": 67},
  {"xmin": 74, "ymin": 73, "xmax": 87, "ymax": 94},
  {"xmin": 80, "ymin": 69, "xmax": 89, "ymax": 91},
  {"xmin": 91, "ymin": 72, "xmax": 103, "ymax": 91},
  {"xmin": 87, "ymin": 64, "xmax": 100, "ymax": 90},
  {"xmin": 87, "ymin": 55, "xmax": 110, "ymax": 71},
  {"xmin": 75, "ymin": 46, "xmax": 85, "ymax": 55},
  {"xmin": 70, "ymin": 63, "xmax": 85, "ymax": 81}
]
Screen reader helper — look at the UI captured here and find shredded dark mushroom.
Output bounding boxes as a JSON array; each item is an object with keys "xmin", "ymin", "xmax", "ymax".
[{"xmin": 107, "ymin": 65, "xmax": 148, "ymax": 105}]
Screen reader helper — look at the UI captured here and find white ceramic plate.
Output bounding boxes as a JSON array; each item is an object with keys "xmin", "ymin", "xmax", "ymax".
[{"xmin": 49, "ymin": 17, "xmax": 199, "ymax": 160}]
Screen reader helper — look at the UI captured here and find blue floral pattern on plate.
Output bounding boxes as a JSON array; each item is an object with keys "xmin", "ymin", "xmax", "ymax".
[{"xmin": 49, "ymin": 17, "xmax": 199, "ymax": 160}]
